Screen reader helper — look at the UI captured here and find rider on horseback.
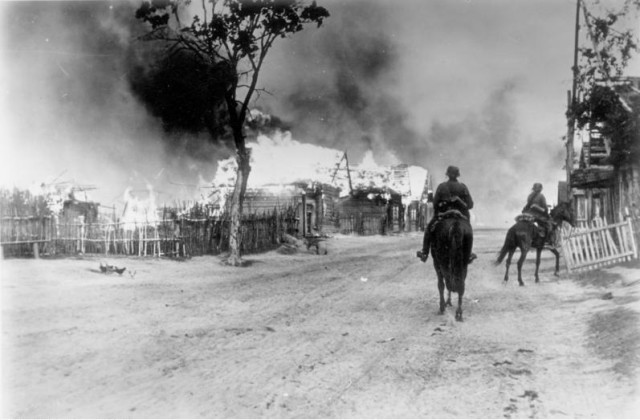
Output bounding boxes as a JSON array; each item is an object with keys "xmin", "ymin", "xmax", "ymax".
[
  {"xmin": 418, "ymin": 165, "xmax": 477, "ymax": 264},
  {"xmin": 522, "ymin": 182, "xmax": 551, "ymax": 239}
]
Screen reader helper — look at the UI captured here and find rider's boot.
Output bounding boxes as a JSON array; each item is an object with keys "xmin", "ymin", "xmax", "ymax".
[
  {"xmin": 468, "ymin": 252, "xmax": 477, "ymax": 264},
  {"xmin": 418, "ymin": 229, "xmax": 431, "ymax": 262}
]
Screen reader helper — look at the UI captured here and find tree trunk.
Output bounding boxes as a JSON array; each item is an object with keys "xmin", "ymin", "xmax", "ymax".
[{"xmin": 227, "ymin": 146, "xmax": 251, "ymax": 266}]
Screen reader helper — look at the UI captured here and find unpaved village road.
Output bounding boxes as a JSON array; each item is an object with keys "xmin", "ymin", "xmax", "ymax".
[{"xmin": 2, "ymin": 229, "xmax": 640, "ymax": 418}]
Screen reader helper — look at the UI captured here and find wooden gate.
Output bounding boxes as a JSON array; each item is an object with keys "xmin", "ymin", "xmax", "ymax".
[{"xmin": 561, "ymin": 218, "xmax": 638, "ymax": 273}]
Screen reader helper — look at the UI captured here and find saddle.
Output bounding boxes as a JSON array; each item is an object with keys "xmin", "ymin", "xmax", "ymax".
[
  {"xmin": 515, "ymin": 213, "xmax": 556, "ymax": 242},
  {"xmin": 429, "ymin": 209, "xmax": 468, "ymax": 232},
  {"xmin": 439, "ymin": 209, "xmax": 467, "ymax": 220},
  {"xmin": 515, "ymin": 213, "xmax": 536, "ymax": 223}
]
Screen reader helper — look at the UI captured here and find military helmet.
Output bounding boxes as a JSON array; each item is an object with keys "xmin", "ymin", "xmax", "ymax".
[{"xmin": 446, "ymin": 165, "xmax": 460, "ymax": 178}]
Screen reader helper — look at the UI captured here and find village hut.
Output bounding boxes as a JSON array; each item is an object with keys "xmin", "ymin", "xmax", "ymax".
[
  {"xmin": 210, "ymin": 134, "xmax": 345, "ymax": 235},
  {"xmin": 569, "ymin": 77, "xmax": 640, "ymax": 226},
  {"xmin": 210, "ymin": 134, "xmax": 433, "ymax": 237}
]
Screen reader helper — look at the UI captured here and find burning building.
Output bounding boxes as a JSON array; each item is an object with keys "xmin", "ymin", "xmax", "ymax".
[{"xmin": 210, "ymin": 132, "xmax": 433, "ymax": 236}]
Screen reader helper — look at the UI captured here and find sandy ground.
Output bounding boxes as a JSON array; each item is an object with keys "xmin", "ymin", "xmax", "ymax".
[{"xmin": 1, "ymin": 229, "xmax": 639, "ymax": 418}]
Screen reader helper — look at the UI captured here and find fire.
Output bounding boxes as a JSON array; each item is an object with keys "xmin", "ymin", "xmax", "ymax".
[
  {"xmin": 212, "ymin": 131, "xmax": 344, "ymax": 188},
  {"xmin": 121, "ymin": 184, "xmax": 159, "ymax": 230},
  {"xmin": 210, "ymin": 130, "xmax": 431, "ymax": 210}
]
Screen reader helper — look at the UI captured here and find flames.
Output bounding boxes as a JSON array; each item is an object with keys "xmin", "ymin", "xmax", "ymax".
[
  {"xmin": 121, "ymin": 184, "xmax": 159, "ymax": 229},
  {"xmin": 24, "ymin": 127, "xmax": 429, "ymax": 220},
  {"xmin": 210, "ymin": 130, "xmax": 430, "ymax": 210},
  {"xmin": 212, "ymin": 131, "xmax": 344, "ymax": 188}
]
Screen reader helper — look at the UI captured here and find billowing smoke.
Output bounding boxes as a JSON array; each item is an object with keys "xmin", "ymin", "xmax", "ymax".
[
  {"xmin": 2, "ymin": 0, "xmax": 568, "ymax": 226},
  {"xmin": 1, "ymin": 1, "xmax": 229, "ymax": 208},
  {"xmin": 258, "ymin": 1, "xmax": 425, "ymax": 165},
  {"xmin": 257, "ymin": 0, "xmax": 567, "ymax": 226}
]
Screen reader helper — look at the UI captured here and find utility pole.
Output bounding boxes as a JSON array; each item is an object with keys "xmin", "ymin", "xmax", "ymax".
[
  {"xmin": 344, "ymin": 152, "xmax": 354, "ymax": 195},
  {"xmin": 566, "ymin": 0, "xmax": 581, "ymax": 202}
]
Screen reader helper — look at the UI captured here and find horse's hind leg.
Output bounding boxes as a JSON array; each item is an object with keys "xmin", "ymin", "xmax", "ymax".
[
  {"xmin": 436, "ymin": 270, "xmax": 446, "ymax": 314},
  {"xmin": 504, "ymin": 250, "xmax": 515, "ymax": 283},
  {"xmin": 517, "ymin": 249, "xmax": 528, "ymax": 286},
  {"xmin": 535, "ymin": 248, "xmax": 542, "ymax": 283},
  {"xmin": 446, "ymin": 289, "xmax": 452, "ymax": 307},
  {"xmin": 550, "ymin": 248, "xmax": 560, "ymax": 276},
  {"xmin": 455, "ymin": 288, "xmax": 465, "ymax": 322}
]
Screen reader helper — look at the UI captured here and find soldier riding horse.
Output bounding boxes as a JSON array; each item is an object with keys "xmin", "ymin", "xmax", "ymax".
[
  {"xmin": 418, "ymin": 166, "xmax": 474, "ymax": 321},
  {"xmin": 495, "ymin": 201, "xmax": 573, "ymax": 286}
]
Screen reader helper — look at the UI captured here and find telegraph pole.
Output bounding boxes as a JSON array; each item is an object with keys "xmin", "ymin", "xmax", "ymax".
[{"xmin": 566, "ymin": 0, "xmax": 581, "ymax": 201}]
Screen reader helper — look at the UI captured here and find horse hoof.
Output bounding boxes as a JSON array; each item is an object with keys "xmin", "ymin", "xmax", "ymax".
[{"xmin": 518, "ymin": 283, "xmax": 525, "ymax": 287}]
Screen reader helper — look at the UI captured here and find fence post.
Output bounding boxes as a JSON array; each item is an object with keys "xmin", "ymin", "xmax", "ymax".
[{"xmin": 627, "ymin": 217, "xmax": 638, "ymax": 259}]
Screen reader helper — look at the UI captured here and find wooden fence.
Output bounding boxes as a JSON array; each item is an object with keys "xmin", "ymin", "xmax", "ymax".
[
  {"xmin": 0, "ymin": 206, "xmax": 299, "ymax": 259},
  {"xmin": 561, "ymin": 217, "xmax": 638, "ymax": 273},
  {"xmin": 335, "ymin": 213, "xmax": 388, "ymax": 236}
]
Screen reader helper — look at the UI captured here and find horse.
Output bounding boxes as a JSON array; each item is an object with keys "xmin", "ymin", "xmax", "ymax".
[
  {"xmin": 430, "ymin": 209, "xmax": 474, "ymax": 321},
  {"xmin": 495, "ymin": 202, "xmax": 574, "ymax": 286}
]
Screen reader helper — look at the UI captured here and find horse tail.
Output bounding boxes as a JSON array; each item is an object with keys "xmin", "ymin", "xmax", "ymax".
[
  {"xmin": 449, "ymin": 221, "xmax": 466, "ymax": 293},
  {"xmin": 495, "ymin": 227, "xmax": 515, "ymax": 266}
]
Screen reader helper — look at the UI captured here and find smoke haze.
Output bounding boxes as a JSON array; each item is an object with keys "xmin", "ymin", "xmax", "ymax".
[
  {"xmin": 3, "ymin": 0, "xmax": 625, "ymax": 225},
  {"xmin": 0, "ymin": 1, "xmax": 226, "ymax": 207}
]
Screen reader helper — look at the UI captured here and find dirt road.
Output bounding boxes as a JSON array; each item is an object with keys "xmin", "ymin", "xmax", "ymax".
[{"xmin": 2, "ymin": 229, "xmax": 639, "ymax": 418}]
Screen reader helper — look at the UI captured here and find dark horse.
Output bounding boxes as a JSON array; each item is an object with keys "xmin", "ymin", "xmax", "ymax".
[
  {"xmin": 495, "ymin": 202, "xmax": 573, "ymax": 286},
  {"xmin": 431, "ymin": 209, "xmax": 473, "ymax": 321}
]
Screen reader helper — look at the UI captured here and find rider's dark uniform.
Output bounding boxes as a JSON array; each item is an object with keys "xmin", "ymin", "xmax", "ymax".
[
  {"xmin": 419, "ymin": 166, "xmax": 475, "ymax": 263},
  {"xmin": 432, "ymin": 178, "xmax": 473, "ymax": 220},
  {"xmin": 522, "ymin": 183, "xmax": 550, "ymax": 237}
]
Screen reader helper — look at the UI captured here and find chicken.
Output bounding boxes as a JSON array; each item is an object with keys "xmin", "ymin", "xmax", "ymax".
[
  {"xmin": 99, "ymin": 262, "xmax": 115, "ymax": 274},
  {"xmin": 113, "ymin": 266, "xmax": 126, "ymax": 276}
]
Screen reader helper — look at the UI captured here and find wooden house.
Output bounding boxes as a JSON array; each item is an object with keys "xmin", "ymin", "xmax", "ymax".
[
  {"xmin": 569, "ymin": 77, "xmax": 640, "ymax": 226},
  {"xmin": 210, "ymin": 137, "xmax": 432, "ymax": 236},
  {"xmin": 239, "ymin": 182, "xmax": 341, "ymax": 235}
]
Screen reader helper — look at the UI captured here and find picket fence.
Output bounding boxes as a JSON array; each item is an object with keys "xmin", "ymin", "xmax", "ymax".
[
  {"xmin": 0, "ymin": 207, "xmax": 299, "ymax": 259},
  {"xmin": 561, "ymin": 217, "xmax": 638, "ymax": 273}
]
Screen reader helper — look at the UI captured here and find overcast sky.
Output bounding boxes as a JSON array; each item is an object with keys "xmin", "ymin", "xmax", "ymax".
[{"xmin": 1, "ymin": 0, "xmax": 638, "ymax": 226}]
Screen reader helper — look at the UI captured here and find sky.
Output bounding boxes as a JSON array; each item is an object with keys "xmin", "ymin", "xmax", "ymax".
[{"xmin": 0, "ymin": 0, "xmax": 638, "ymax": 226}]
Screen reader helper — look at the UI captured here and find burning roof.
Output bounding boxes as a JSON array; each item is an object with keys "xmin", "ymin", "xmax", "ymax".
[{"xmin": 210, "ymin": 131, "xmax": 431, "ymax": 207}]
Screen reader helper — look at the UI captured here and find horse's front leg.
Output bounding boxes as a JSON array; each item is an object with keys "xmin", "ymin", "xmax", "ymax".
[
  {"xmin": 446, "ymin": 289, "xmax": 452, "ymax": 307},
  {"xmin": 534, "ymin": 248, "xmax": 542, "ymax": 283},
  {"xmin": 517, "ymin": 250, "xmax": 528, "ymax": 286}
]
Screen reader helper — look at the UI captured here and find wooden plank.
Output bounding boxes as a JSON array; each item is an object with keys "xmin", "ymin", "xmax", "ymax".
[
  {"xmin": 629, "ymin": 218, "xmax": 639, "ymax": 258},
  {"xmin": 615, "ymin": 225, "xmax": 627, "ymax": 255},
  {"xmin": 0, "ymin": 239, "xmax": 51, "ymax": 245},
  {"xmin": 562, "ymin": 217, "xmax": 638, "ymax": 273},
  {"xmin": 584, "ymin": 230, "xmax": 596, "ymax": 263},
  {"xmin": 570, "ymin": 251, "xmax": 635, "ymax": 269},
  {"xmin": 568, "ymin": 237, "xmax": 579, "ymax": 267}
]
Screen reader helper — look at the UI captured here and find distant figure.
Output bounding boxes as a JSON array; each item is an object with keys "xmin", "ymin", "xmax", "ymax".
[
  {"xmin": 522, "ymin": 182, "xmax": 549, "ymax": 237},
  {"xmin": 419, "ymin": 165, "xmax": 476, "ymax": 264}
]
